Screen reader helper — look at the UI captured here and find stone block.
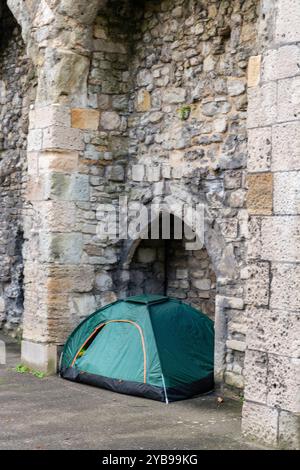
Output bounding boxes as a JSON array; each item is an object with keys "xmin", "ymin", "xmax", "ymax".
[
  {"xmin": 263, "ymin": 45, "xmax": 300, "ymax": 82},
  {"xmin": 70, "ymin": 294, "xmax": 98, "ymax": 321},
  {"xmin": 132, "ymin": 165, "xmax": 145, "ymax": 182},
  {"xmin": 44, "ymin": 173, "xmax": 90, "ymax": 201},
  {"xmin": 162, "ymin": 87, "xmax": 186, "ymax": 104},
  {"xmin": 261, "ymin": 216, "xmax": 300, "ymax": 262},
  {"xmin": 100, "ymin": 111, "xmax": 121, "ymax": 130},
  {"xmin": 27, "ymin": 129, "xmax": 43, "ymax": 151},
  {"xmin": 27, "ymin": 152, "xmax": 39, "ymax": 177},
  {"xmin": 226, "ymin": 340, "xmax": 246, "ymax": 352},
  {"xmin": 271, "ymin": 263, "xmax": 300, "ymax": 311},
  {"xmin": 21, "ymin": 340, "xmax": 58, "ymax": 375},
  {"xmin": 93, "ymin": 39, "xmax": 127, "ymax": 54},
  {"xmin": 135, "ymin": 89, "xmax": 151, "ymax": 112},
  {"xmin": 71, "ymin": 108, "xmax": 100, "ymax": 130},
  {"xmin": 95, "ymin": 272, "xmax": 113, "ymax": 291},
  {"xmin": 47, "ymin": 265, "xmax": 95, "ymax": 293},
  {"xmin": 247, "ymin": 127, "xmax": 271, "ymax": 172},
  {"xmin": 242, "ymin": 402, "xmax": 279, "ymax": 447},
  {"xmin": 38, "ymin": 151, "xmax": 79, "ymax": 174},
  {"xmin": 247, "ymin": 55, "xmax": 261, "ymax": 88},
  {"xmin": 192, "ymin": 279, "xmax": 211, "ymax": 290},
  {"xmin": 227, "ymin": 79, "xmax": 246, "ymax": 96},
  {"xmin": 224, "ymin": 371, "xmax": 244, "ymax": 389},
  {"xmin": 105, "ymin": 165, "xmax": 125, "ymax": 182},
  {"xmin": 247, "ymin": 83, "xmax": 277, "ymax": 128},
  {"xmin": 272, "ymin": 122, "xmax": 300, "ymax": 171},
  {"xmin": 275, "ymin": 0, "xmax": 300, "ymax": 44},
  {"xmin": 246, "ymin": 173, "xmax": 273, "ymax": 215},
  {"xmin": 274, "ymin": 171, "xmax": 300, "ymax": 214},
  {"xmin": 245, "ymin": 262, "xmax": 270, "ymax": 306},
  {"xmin": 278, "ymin": 412, "xmax": 300, "ymax": 450},
  {"xmin": 176, "ymin": 268, "xmax": 188, "ymax": 279},
  {"xmin": 43, "ymin": 126, "xmax": 84, "ymax": 151},
  {"xmin": 244, "ymin": 349, "xmax": 268, "ymax": 404},
  {"xmin": 277, "ymin": 76, "xmax": 300, "ymax": 122},
  {"xmin": 30, "ymin": 105, "xmax": 71, "ymax": 129},
  {"xmin": 39, "ymin": 233, "xmax": 83, "ymax": 264},
  {"xmin": 247, "ymin": 306, "xmax": 300, "ymax": 358},
  {"xmin": 267, "ymin": 354, "xmax": 300, "ymax": 413},
  {"xmin": 39, "ymin": 201, "xmax": 77, "ymax": 232}
]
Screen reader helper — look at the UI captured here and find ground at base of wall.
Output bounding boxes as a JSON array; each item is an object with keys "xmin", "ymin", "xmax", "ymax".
[{"xmin": 0, "ymin": 335, "xmax": 271, "ymax": 450}]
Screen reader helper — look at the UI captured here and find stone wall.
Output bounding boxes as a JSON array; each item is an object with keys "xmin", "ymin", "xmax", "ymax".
[
  {"xmin": 0, "ymin": 3, "xmax": 35, "ymax": 335},
  {"xmin": 242, "ymin": 0, "xmax": 300, "ymax": 449},
  {"xmin": 3, "ymin": 0, "xmax": 259, "ymax": 393},
  {"xmin": 1, "ymin": 0, "xmax": 298, "ymax": 450},
  {"xmin": 128, "ymin": 236, "xmax": 216, "ymax": 320}
]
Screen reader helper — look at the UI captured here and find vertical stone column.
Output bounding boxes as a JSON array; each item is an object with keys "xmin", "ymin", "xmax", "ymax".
[
  {"xmin": 7, "ymin": 0, "xmax": 100, "ymax": 373},
  {"xmin": 243, "ymin": 0, "xmax": 300, "ymax": 449}
]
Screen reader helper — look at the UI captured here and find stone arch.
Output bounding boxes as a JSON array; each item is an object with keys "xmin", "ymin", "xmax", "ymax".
[{"xmin": 119, "ymin": 200, "xmax": 238, "ymax": 387}]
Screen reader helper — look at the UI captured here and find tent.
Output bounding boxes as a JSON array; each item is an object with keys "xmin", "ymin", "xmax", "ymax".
[{"xmin": 60, "ymin": 295, "xmax": 214, "ymax": 402}]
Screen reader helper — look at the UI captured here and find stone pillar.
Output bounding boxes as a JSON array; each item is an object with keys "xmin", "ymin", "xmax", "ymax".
[
  {"xmin": 7, "ymin": 0, "xmax": 100, "ymax": 373},
  {"xmin": 242, "ymin": 0, "xmax": 300, "ymax": 449}
]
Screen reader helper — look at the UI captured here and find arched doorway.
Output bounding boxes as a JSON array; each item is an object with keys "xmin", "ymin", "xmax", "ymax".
[{"xmin": 125, "ymin": 213, "xmax": 216, "ymax": 321}]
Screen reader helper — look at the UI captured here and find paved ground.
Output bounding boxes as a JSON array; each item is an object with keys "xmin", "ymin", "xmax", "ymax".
[{"xmin": 0, "ymin": 334, "xmax": 270, "ymax": 450}]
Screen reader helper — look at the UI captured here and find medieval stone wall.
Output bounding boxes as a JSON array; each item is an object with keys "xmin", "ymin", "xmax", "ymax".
[
  {"xmin": 120, "ymin": 0, "xmax": 258, "ymax": 391},
  {"xmin": 0, "ymin": 0, "xmax": 298, "ymax": 449},
  {"xmin": 0, "ymin": 3, "xmax": 35, "ymax": 335}
]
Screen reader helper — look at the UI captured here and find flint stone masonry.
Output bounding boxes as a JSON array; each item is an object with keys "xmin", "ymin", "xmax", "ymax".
[{"xmin": 0, "ymin": 0, "xmax": 299, "ymax": 449}]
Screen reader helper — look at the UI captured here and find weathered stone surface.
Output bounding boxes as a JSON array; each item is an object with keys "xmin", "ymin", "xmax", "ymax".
[
  {"xmin": 47, "ymin": 265, "xmax": 94, "ymax": 293},
  {"xmin": 274, "ymin": 172, "xmax": 300, "ymax": 215},
  {"xmin": 246, "ymin": 173, "xmax": 273, "ymax": 215},
  {"xmin": 247, "ymin": 83, "xmax": 277, "ymax": 128},
  {"xmin": 224, "ymin": 372, "xmax": 244, "ymax": 389},
  {"xmin": 38, "ymin": 151, "xmax": 79, "ymax": 173},
  {"xmin": 272, "ymin": 122, "xmax": 300, "ymax": 171},
  {"xmin": 247, "ymin": 307, "xmax": 300, "ymax": 358},
  {"xmin": 245, "ymin": 262, "xmax": 270, "ymax": 306},
  {"xmin": 261, "ymin": 216, "xmax": 300, "ymax": 262},
  {"xmin": 162, "ymin": 87, "xmax": 186, "ymax": 104},
  {"xmin": 40, "ymin": 233, "xmax": 83, "ymax": 264},
  {"xmin": 30, "ymin": 105, "xmax": 71, "ymax": 129},
  {"xmin": 95, "ymin": 272, "xmax": 113, "ymax": 292},
  {"xmin": 227, "ymin": 79, "xmax": 246, "ymax": 96},
  {"xmin": 70, "ymin": 294, "xmax": 98, "ymax": 323},
  {"xmin": 244, "ymin": 349, "xmax": 268, "ymax": 404},
  {"xmin": 267, "ymin": 354, "xmax": 300, "ymax": 413},
  {"xmin": 44, "ymin": 173, "xmax": 90, "ymax": 201},
  {"xmin": 43, "ymin": 126, "xmax": 84, "ymax": 151},
  {"xmin": 132, "ymin": 165, "xmax": 145, "ymax": 182},
  {"xmin": 100, "ymin": 111, "xmax": 121, "ymax": 130},
  {"xmin": 271, "ymin": 263, "xmax": 300, "ymax": 311},
  {"xmin": 275, "ymin": 0, "xmax": 300, "ymax": 44},
  {"xmin": 247, "ymin": 55, "xmax": 261, "ymax": 87},
  {"xmin": 263, "ymin": 45, "xmax": 300, "ymax": 82},
  {"xmin": 71, "ymin": 108, "xmax": 99, "ymax": 130},
  {"xmin": 21, "ymin": 340, "xmax": 57, "ymax": 375},
  {"xmin": 247, "ymin": 127, "xmax": 271, "ymax": 173},
  {"xmin": 277, "ymin": 76, "xmax": 300, "ymax": 123},
  {"xmin": 27, "ymin": 129, "xmax": 43, "ymax": 151},
  {"xmin": 135, "ymin": 89, "xmax": 151, "ymax": 112}
]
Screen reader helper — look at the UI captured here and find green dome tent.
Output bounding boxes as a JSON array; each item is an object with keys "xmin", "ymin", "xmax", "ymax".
[{"xmin": 60, "ymin": 295, "xmax": 214, "ymax": 402}]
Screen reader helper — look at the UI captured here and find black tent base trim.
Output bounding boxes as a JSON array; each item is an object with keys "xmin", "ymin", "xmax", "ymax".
[{"xmin": 61, "ymin": 367, "xmax": 214, "ymax": 403}]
